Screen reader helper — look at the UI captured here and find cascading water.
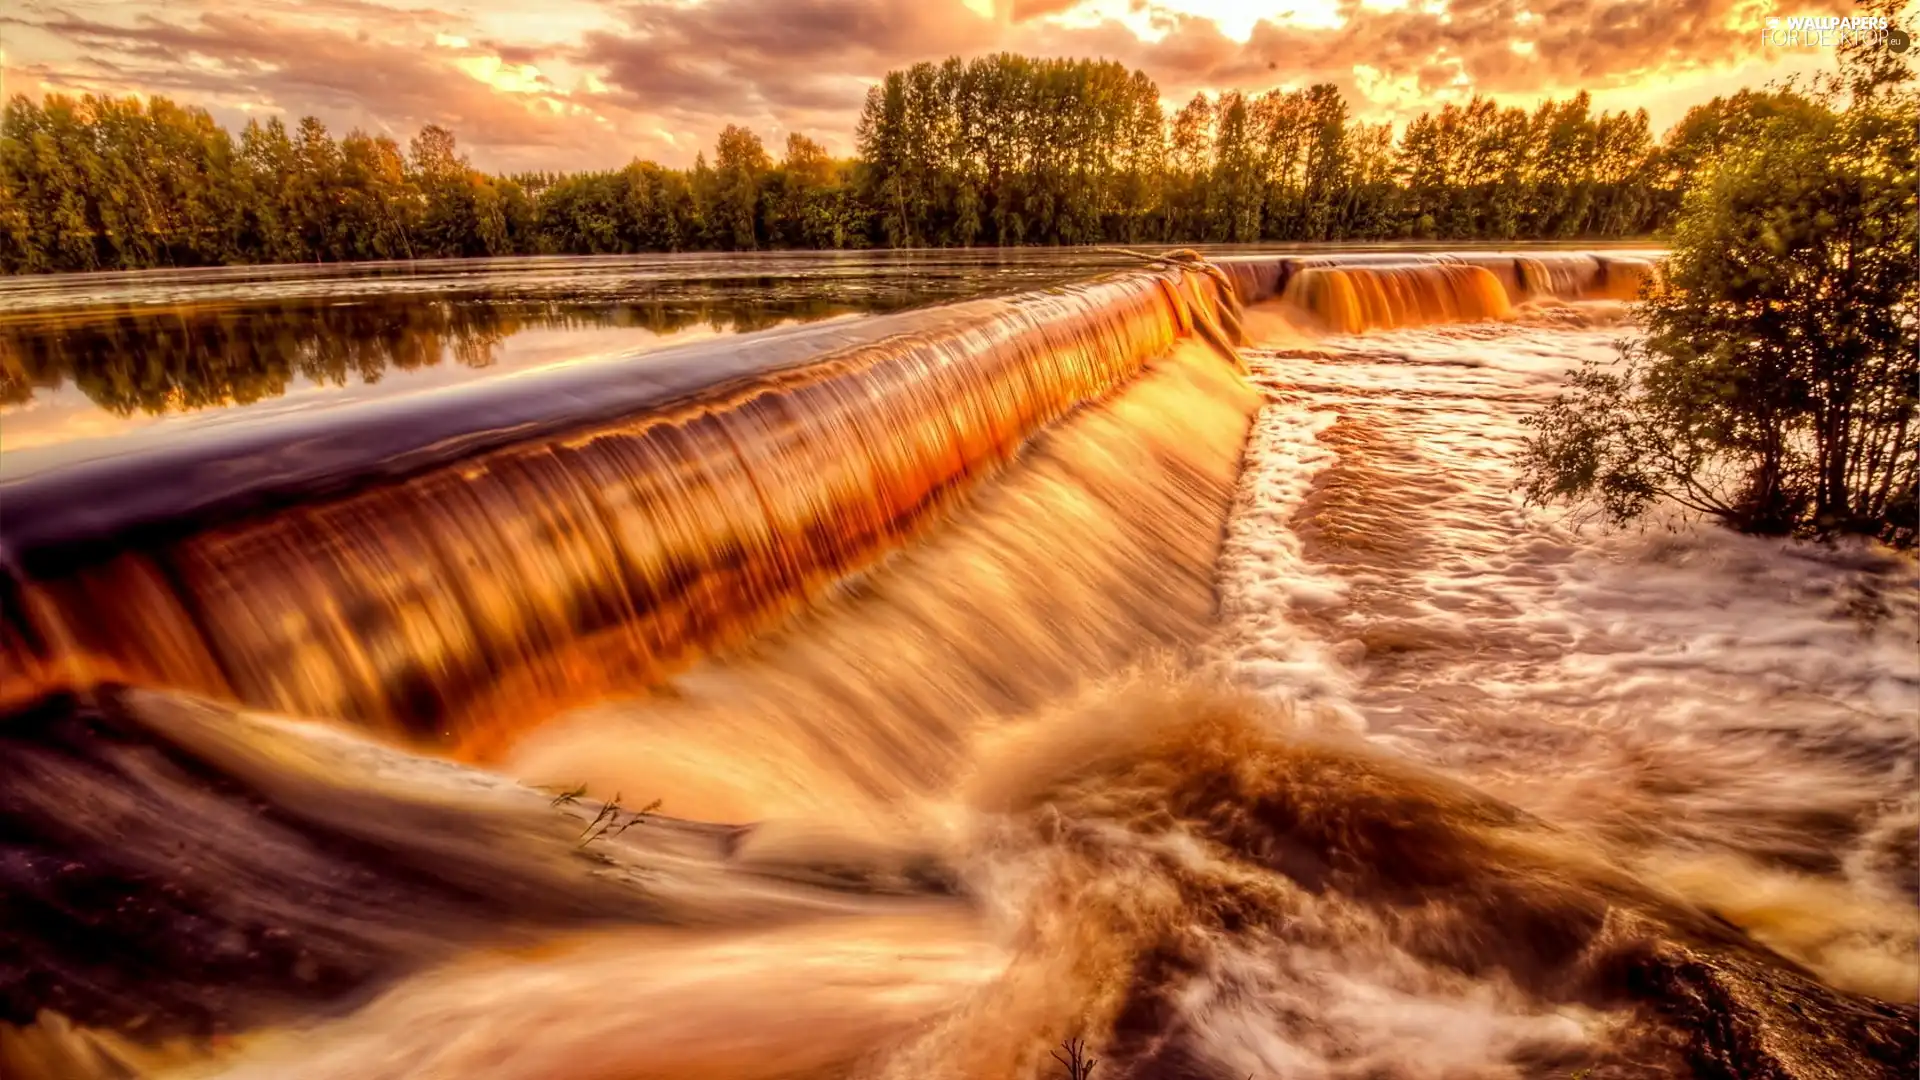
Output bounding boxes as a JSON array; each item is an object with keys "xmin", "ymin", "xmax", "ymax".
[
  {"xmin": 1512, "ymin": 253, "xmax": 1601, "ymax": 298},
  {"xmin": 0, "ymin": 268, "xmax": 1238, "ymax": 746},
  {"xmin": 0, "ymin": 249, "xmax": 1910, "ymax": 1080},
  {"xmin": 1277, "ymin": 262, "xmax": 1513, "ymax": 333}
]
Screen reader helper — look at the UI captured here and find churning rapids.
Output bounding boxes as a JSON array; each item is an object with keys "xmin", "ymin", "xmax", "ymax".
[{"xmin": 1, "ymin": 251, "xmax": 1913, "ymax": 1080}]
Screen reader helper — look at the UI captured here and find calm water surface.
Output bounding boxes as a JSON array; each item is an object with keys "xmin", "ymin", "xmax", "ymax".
[
  {"xmin": 0, "ymin": 250, "xmax": 1156, "ymax": 474},
  {"xmin": 0, "ymin": 244, "xmax": 1657, "ymax": 478}
]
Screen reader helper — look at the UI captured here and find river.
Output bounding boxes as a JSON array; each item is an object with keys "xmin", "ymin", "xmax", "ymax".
[{"xmin": 0, "ymin": 247, "xmax": 1911, "ymax": 1080}]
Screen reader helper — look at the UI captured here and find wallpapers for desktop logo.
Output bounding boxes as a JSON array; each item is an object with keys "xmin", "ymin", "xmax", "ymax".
[{"xmin": 1762, "ymin": 13, "xmax": 1911, "ymax": 52}]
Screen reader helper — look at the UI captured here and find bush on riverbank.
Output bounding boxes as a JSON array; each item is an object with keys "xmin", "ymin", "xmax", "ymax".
[{"xmin": 1520, "ymin": 14, "xmax": 1917, "ymax": 547}]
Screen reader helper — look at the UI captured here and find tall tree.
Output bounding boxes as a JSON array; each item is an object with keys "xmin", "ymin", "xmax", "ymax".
[
  {"xmin": 712, "ymin": 124, "xmax": 770, "ymax": 250},
  {"xmin": 1521, "ymin": 59, "xmax": 1917, "ymax": 544}
]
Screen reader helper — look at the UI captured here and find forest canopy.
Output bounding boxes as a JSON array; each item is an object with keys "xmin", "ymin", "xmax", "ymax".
[{"xmin": 0, "ymin": 53, "xmax": 1748, "ymax": 273}]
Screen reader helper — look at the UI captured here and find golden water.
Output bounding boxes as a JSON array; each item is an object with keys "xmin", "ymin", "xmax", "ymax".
[
  {"xmin": 1, "ymin": 253, "xmax": 1912, "ymax": 1079},
  {"xmin": 1, "ymin": 269, "xmax": 1233, "ymax": 748},
  {"xmin": 1277, "ymin": 262, "xmax": 1512, "ymax": 334}
]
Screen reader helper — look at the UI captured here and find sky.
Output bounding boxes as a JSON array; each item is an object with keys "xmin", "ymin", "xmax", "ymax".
[{"xmin": 0, "ymin": 0, "xmax": 1860, "ymax": 173}]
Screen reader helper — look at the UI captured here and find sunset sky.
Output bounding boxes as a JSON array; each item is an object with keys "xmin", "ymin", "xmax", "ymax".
[{"xmin": 1, "ymin": 0, "xmax": 1852, "ymax": 172}]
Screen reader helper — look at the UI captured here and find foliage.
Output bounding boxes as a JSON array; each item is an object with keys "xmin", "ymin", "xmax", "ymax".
[
  {"xmin": 1521, "ymin": 28, "xmax": 1918, "ymax": 546},
  {"xmin": 853, "ymin": 56, "xmax": 1667, "ymax": 248},
  {"xmin": 2, "ymin": 52, "xmax": 1712, "ymax": 274}
]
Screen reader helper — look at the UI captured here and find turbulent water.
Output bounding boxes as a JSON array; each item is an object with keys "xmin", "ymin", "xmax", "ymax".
[{"xmin": 1, "ymin": 251, "xmax": 1913, "ymax": 1080}]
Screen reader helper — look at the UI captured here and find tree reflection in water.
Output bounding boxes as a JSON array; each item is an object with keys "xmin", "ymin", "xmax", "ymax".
[{"xmin": 0, "ymin": 291, "xmax": 891, "ymax": 418}]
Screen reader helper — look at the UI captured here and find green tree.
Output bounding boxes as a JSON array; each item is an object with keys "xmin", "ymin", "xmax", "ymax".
[
  {"xmin": 1520, "ymin": 60, "xmax": 1918, "ymax": 545},
  {"xmin": 1299, "ymin": 84, "xmax": 1351, "ymax": 241},
  {"xmin": 1209, "ymin": 92, "xmax": 1261, "ymax": 242},
  {"xmin": 1113, "ymin": 71, "xmax": 1165, "ymax": 242},
  {"xmin": 767, "ymin": 133, "xmax": 847, "ymax": 249},
  {"xmin": 239, "ymin": 117, "xmax": 309, "ymax": 262},
  {"xmin": 687, "ymin": 151, "xmax": 720, "ymax": 248},
  {"xmin": 336, "ymin": 131, "xmax": 417, "ymax": 260},
  {"xmin": 412, "ymin": 124, "xmax": 509, "ymax": 258},
  {"xmin": 855, "ymin": 73, "xmax": 914, "ymax": 246},
  {"xmin": 1167, "ymin": 93, "xmax": 1213, "ymax": 241},
  {"xmin": 712, "ymin": 124, "xmax": 770, "ymax": 249}
]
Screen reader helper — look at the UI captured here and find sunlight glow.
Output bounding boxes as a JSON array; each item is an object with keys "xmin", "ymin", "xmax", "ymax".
[
  {"xmin": 1179, "ymin": 0, "xmax": 1344, "ymax": 36},
  {"xmin": 455, "ymin": 55, "xmax": 551, "ymax": 94},
  {"xmin": 1039, "ymin": 0, "xmax": 1345, "ymax": 42}
]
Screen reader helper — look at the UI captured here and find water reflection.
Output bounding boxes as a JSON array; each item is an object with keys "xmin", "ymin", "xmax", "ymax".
[
  {"xmin": 0, "ymin": 246, "xmax": 1659, "ymax": 470},
  {"xmin": 0, "ymin": 249, "xmax": 1166, "ymax": 469},
  {"xmin": 0, "ymin": 295, "xmax": 873, "ymax": 418}
]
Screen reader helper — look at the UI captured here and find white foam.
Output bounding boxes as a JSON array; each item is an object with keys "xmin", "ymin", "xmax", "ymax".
[{"xmin": 1219, "ymin": 318, "xmax": 1919, "ymax": 897}]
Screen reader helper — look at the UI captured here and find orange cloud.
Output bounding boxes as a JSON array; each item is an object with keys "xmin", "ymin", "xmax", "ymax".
[
  {"xmin": 2, "ymin": 0, "xmax": 1836, "ymax": 172},
  {"xmin": 1010, "ymin": 0, "xmax": 1086, "ymax": 20}
]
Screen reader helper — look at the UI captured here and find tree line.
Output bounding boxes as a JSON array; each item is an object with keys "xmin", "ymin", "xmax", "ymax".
[{"xmin": 0, "ymin": 53, "xmax": 1777, "ymax": 273}]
